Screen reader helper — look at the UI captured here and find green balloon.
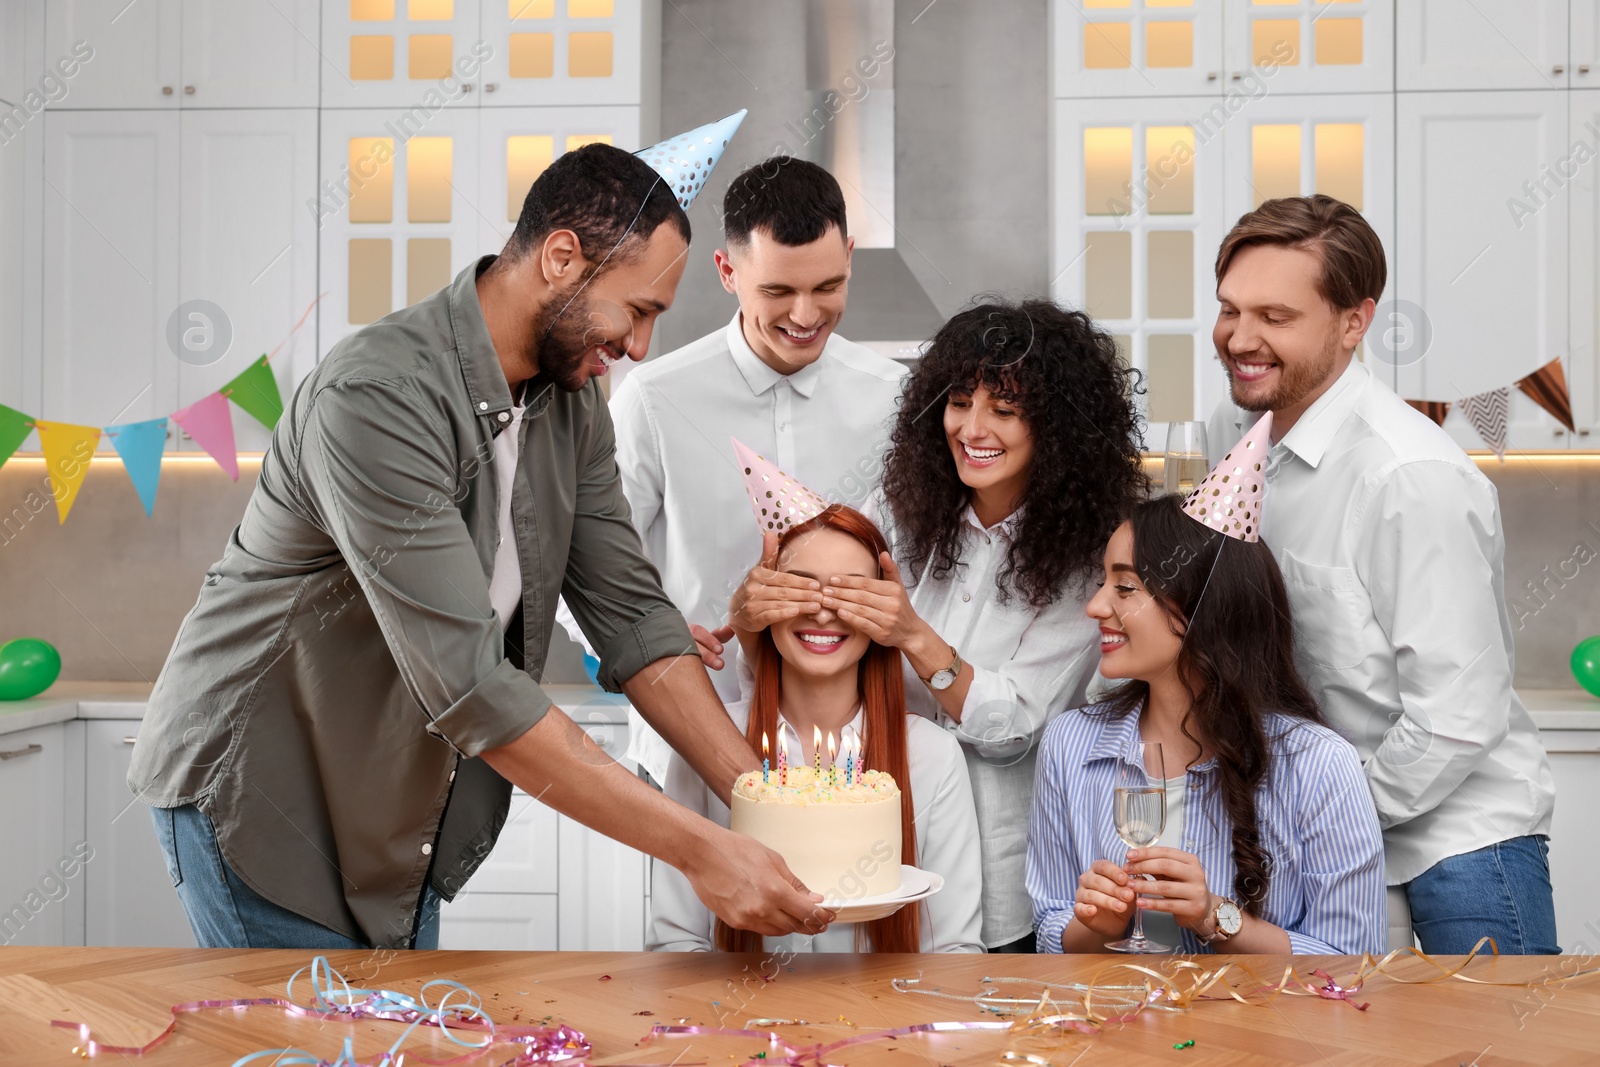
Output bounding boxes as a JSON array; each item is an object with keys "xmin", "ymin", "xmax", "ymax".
[
  {"xmin": 1574, "ymin": 636, "xmax": 1600, "ymax": 699},
  {"xmin": 0, "ymin": 638, "xmax": 62, "ymax": 701}
]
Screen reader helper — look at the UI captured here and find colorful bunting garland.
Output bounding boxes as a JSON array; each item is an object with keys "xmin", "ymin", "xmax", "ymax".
[
  {"xmin": 1405, "ymin": 357, "xmax": 1579, "ymax": 455},
  {"xmin": 0, "ymin": 354, "xmax": 283, "ymax": 524}
]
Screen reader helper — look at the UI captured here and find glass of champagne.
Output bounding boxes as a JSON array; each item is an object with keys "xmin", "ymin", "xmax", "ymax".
[
  {"xmin": 1107, "ymin": 742, "xmax": 1169, "ymax": 953},
  {"xmin": 1164, "ymin": 422, "xmax": 1209, "ymax": 495}
]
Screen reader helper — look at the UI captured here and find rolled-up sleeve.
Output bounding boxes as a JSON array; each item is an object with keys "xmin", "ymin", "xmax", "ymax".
[
  {"xmin": 559, "ymin": 398, "xmax": 696, "ymax": 692},
  {"xmin": 299, "ymin": 379, "xmax": 552, "ymax": 757}
]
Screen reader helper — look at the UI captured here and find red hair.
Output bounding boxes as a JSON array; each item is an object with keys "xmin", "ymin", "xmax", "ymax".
[{"xmin": 714, "ymin": 505, "xmax": 920, "ymax": 953}]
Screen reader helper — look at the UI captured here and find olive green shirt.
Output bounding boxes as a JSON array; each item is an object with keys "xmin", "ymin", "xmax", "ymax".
[{"xmin": 130, "ymin": 256, "xmax": 694, "ymax": 947}]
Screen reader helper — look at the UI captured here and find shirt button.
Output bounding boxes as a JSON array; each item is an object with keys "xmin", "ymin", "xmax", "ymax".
[
  {"xmin": 961, "ymin": 592, "xmax": 971, "ymax": 603},
  {"xmin": 478, "ymin": 401, "xmax": 488, "ymax": 411},
  {"xmin": 421, "ymin": 842, "xmax": 433, "ymax": 855},
  {"xmin": 448, "ymin": 770, "xmax": 456, "ymax": 782},
  {"xmin": 498, "ymin": 411, "xmax": 510, "ymax": 423}
]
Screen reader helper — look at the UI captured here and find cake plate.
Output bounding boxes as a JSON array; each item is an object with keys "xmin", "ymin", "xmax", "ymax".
[{"xmin": 820, "ymin": 865, "xmax": 944, "ymax": 923}]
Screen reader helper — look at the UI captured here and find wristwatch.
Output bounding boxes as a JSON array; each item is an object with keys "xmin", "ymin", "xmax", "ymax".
[
  {"xmin": 1200, "ymin": 897, "xmax": 1243, "ymax": 944},
  {"xmin": 924, "ymin": 646, "xmax": 962, "ymax": 691}
]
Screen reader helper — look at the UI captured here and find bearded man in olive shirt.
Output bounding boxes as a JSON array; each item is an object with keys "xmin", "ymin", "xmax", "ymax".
[{"xmin": 130, "ymin": 145, "xmax": 828, "ymax": 949}]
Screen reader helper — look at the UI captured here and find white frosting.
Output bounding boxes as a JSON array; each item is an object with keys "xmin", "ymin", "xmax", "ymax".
[{"xmin": 729, "ymin": 767, "xmax": 903, "ymax": 900}]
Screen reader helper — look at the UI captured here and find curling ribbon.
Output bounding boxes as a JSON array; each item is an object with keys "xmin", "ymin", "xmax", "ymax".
[{"xmin": 52, "ymin": 955, "xmax": 590, "ymax": 1067}]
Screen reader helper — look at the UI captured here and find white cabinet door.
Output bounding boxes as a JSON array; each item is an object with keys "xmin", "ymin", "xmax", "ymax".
[
  {"xmin": 0, "ymin": 725, "xmax": 72, "ymax": 948},
  {"xmin": 453, "ymin": 787, "xmax": 560, "ymax": 895},
  {"xmin": 556, "ymin": 814, "xmax": 644, "ymax": 950},
  {"xmin": 178, "ymin": 109, "xmax": 319, "ymax": 453},
  {"xmin": 179, "ymin": 0, "xmax": 322, "ymax": 109},
  {"xmin": 42, "ymin": 110, "xmax": 182, "ymax": 432},
  {"xmin": 1222, "ymin": 0, "xmax": 1393, "ymax": 95},
  {"xmin": 475, "ymin": 105, "xmax": 641, "ymax": 252},
  {"xmin": 438, "ymin": 892, "xmax": 557, "ymax": 949},
  {"xmin": 1051, "ymin": 0, "xmax": 1224, "ymax": 99},
  {"xmin": 321, "ymin": 0, "xmax": 483, "ymax": 108},
  {"xmin": 1051, "ymin": 96, "xmax": 1226, "ymax": 442},
  {"xmin": 1566, "ymin": 90, "xmax": 1600, "ymax": 446},
  {"xmin": 479, "ymin": 0, "xmax": 653, "ymax": 107},
  {"xmin": 43, "ymin": 0, "xmax": 183, "ymax": 109},
  {"xmin": 1395, "ymin": 92, "xmax": 1569, "ymax": 451},
  {"xmin": 1397, "ymin": 0, "xmax": 1569, "ymax": 91},
  {"xmin": 1539, "ymin": 730, "xmax": 1600, "ymax": 953},
  {"xmin": 1, "ymin": 0, "xmax": 25, "ymax": 106},
  {"xmin": 82, "ymin": 721, "xmax": 195, "ymax": 947},
  {"xmin": 317, "ymin": 106, "xmax": 483, "ymax": 358},
  {"xmin": 1574, "ymin": 0, "xmax": 1600, "ymax": 90}
]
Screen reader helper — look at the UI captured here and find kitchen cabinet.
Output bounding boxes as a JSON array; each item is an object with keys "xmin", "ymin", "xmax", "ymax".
[
  {"xmin": 0, "ymin": 724, "xmax": 74, "ymax": 948},
  {"xmin": 1051, "ymin": 0, "xmax": 1225, "ymax": 99},
  {"xmin": 82, "ymin": 721, "xmax": 195, "ymax": 948},
  {"xmin": 42, "ymin": 0, "xmax": 320, "ymax": 110},
  {"xmin": 321, "ymin": 0, "xmax": 656, "ymax": 110},
  {"xmin": 1222, "ymin": 0, "xmax": 1393, "ymax": 97},
  {"xmin": 1539, "ymin": 717, "xmax": 1600, "ymax": 952},
  {"xmin": 1564, "ymin": 90, "xmax": 1600, "ymax": 444},
  {"xmin": 1397, "ymin": 0, "xmax": 1570, "ymax": 92},
  {"xmin": 40, "ymin": 107, "xmax": 318, "ymax": 450},
  {"xmin": 1394, "ymin": 91, "xmax": 1570, "ymax": 452}
]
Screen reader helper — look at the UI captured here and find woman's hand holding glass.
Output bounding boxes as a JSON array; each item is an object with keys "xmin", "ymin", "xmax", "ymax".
[
  {"xmin": 1126, "ymin": 846, "xmax": 1214, "ymax": 933},
  {"xmin": 1073, "ymin": 859, "xmax": 1137, "ymax": 938}
]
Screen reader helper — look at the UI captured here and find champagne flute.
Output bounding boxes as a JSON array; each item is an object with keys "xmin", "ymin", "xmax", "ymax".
[
  {"xmin": 1164, "ymin": 422, "xmax": 1210, "ymax": 495},
  {"xmin": 1107, "ymin": 742, "xmax": 1169, "ymax": 953}
]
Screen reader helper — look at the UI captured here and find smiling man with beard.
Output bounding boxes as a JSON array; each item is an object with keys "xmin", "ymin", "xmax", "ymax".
[
  {"xmin": 130, "ymin": 143, "xmax": 830, "ymax": 951},
  {"xmin": 1204, "ymin": 194, "xmax": 1557, "ymax": 955}
]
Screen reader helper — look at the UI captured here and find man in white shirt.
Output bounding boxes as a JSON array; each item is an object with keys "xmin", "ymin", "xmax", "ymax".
[
  {"xmin": 1204, "ymin": 194, "xmax": 1558, "ymax": 954},
  {"xmin": 560, "ymin": 157, "xmax": 906, "ymax": 783}
]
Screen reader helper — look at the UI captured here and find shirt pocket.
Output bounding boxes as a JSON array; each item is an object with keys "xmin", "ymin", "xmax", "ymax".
[{"xmin": 1275, "ymin": 551, "xmax": 1369, "ymax": 675}]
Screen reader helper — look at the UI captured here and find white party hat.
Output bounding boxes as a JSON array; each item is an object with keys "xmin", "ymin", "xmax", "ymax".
[
  {"xmin": 635, "ymin": 110, "xmax": 747, "ymax": 209},
  {"xmin": 1181, "ymin": 413, "xmax": 1272, "ymax": 542},
  {"xmin": 733, "ymin": 438, "xmax": 829, "ymax": 534}
]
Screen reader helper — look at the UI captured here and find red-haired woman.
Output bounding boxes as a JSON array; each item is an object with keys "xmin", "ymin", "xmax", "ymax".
[{"xmin": 647, "ymin": 505, "xmax": 983, "ymax": 953}]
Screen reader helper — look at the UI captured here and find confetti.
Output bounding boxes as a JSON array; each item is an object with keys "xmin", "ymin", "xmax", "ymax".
[
  {"xmin": 600, "ymin": 975, "xmax": 613, "ymax": 982},
  {"xmin": 635, "ymin": 1010, "xmax": 656, "ymax": 1016},
  {"xmin": 1173, "ymin": 1039, "xmax": 1195, "ymax": 1050}
]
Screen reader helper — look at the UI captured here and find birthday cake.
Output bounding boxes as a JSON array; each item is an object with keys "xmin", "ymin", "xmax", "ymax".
[{"xmin": 729, "ymin": 766, "xmax": 902, "ymax": 902}]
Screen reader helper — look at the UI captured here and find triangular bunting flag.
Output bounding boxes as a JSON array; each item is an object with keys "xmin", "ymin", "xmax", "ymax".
[
  {"xmin": 34, "ymin": 420, "xmax": 101, "ymax": 523},
  {"xmin": 107, "ymin": 418, "xmax": 168, "ymax": 516},
  {"xmin": 171, "ymin": 392, "xmax": 239, "ymax": 481},
  {"xmin": 636, "ymin": 109, "xmax": 747, "ymax": 209},
  {"xmin": 1514, "ymin": 358, "xmax": 1575, "ymax": 433},
  {"xmin": 1460, "ymin": 388, "xmax": 1510, "ymax": 461},
  {"xmin": 222, "ymin": 354, "xmax": 285, "ymax": 431},
  {"xmin": 0, "ymin": 404, "xmax": 33, "ymax": 468}
]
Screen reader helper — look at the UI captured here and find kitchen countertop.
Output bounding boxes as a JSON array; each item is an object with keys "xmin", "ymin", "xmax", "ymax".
[
  {"xmin": 1, "ymin": 945, "xmax": 1595, "ymax": 1065},
  {"xmin": 1, "ymin": 680, "xmax": 1596, "ymax": 738}
]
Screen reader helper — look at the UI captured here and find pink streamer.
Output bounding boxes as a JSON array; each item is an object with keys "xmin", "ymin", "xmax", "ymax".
[{"xmin": 643, "ymin": 1019, "xmax": 1014, "ymax": 1067}]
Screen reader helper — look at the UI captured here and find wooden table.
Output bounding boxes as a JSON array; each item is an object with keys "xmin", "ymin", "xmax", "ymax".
[{"xmin": 1, "ymin": 948, "xmax": 1597, "ymax": 1066}]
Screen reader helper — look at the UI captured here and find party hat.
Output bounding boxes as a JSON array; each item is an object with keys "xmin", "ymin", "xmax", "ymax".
[
  {"xmin": 636, "ymin": 109, "xmax": 747, "ymax": 209},
  {"xmin": 1181, "ymin": 413, "xmax": 1272, "ymax": 542},
  {"xmin": 733, "ymin": 438, "xmax": 829, "ymax": 534}
]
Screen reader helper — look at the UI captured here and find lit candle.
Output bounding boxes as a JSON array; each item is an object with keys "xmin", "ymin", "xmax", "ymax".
[
  {"xmin": 827, "ymin": 732, "xmax": 838, "ymax": 788},
  {"xmin": 762, "ymin": 731, "xmax": 770, "ymax": 785},
  {"xmin": 813, "ymin": 725, "xmax": 823, "ymax": 781}
]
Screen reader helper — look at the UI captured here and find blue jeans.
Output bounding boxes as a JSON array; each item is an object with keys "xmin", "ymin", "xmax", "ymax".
[
  {"xmin": 150, "ymin": 804, "xmax": 441, "ymax": 950},
  {"xmin": 1405, "ymin": 835, "xmax": 1559, "ymax": 955}
]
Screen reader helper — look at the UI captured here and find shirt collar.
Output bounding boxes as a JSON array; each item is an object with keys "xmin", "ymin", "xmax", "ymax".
[
  {"xmin": 960, "ymin": 503, "xmax": 1023, "ymax": 541},
  {"xmin": 1274, "ymin": 356, "xmax": 1370, "ymax": 469},
  {"xmin": 725, "ymin": 312, "xmax": 824, "ymax": 398},
  {"xmin": 1081, "ymin": 701, "xmax": 1216, "ymax": 774},
  {"xmin": 450, "ymin": 255, "xmax": 552, "ymax": 428}
]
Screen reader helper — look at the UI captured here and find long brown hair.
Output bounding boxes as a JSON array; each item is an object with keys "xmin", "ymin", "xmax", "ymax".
[
  {"xmin": 714, "ymin": 505, "xmax": 920, "ymax": 952},
  {"xmin": 1096, "ymin": 494, "xmax": 1324, "ymax": 914}
]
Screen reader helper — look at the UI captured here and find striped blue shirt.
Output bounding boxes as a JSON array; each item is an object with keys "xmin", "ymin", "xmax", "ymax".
[{"xmin": 1027, "ymin": 702, "xmax": 1386, "ymax": 955}]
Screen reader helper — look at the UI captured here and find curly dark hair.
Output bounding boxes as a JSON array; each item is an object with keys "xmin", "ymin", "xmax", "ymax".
[
  {"xmin": 880, "ymin": 298, "xmax": 1148, "ymax": 608},
  {"xmin": 1095, "ymin": 493, "xmax": 1326, "ymax": 914}
]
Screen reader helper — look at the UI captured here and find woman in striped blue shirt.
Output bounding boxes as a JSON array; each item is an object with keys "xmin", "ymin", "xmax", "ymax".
[{"xmin": 1026, "ymin": 493, "xmax": 1385, "ymax": 954}]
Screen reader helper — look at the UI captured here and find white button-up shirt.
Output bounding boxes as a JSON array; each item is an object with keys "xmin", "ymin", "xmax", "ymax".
[
  {"xmin": 871, "ymin": 498, "xmax": 1103, "ymax": 947},
  {"xmin": 647, "ymin": 701, "xmax": 985, "ymax": 954},
  {"xmin": 561, "ymin": 313, "xmax": 905, "ymax": 781},
  {"xmin": 1206, "ymin": 358, "xmax": 1555, "ymax": 884}
]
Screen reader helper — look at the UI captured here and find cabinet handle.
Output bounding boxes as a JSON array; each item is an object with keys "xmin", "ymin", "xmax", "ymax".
[
  {"xmin": 1231, "ymin": 72, "xmax": 1241, "ymax": 81},
  {"xmin": 162, "ymin": 86, "xmax": 173, "ymax": 95},
  {"xmin": 462, "ymin": 83, "xmax": 474, "ymax": 92},
  {"xmin": 184, "ymin": 85, "xmax": 196, "ymax": 94},
  {"xmin": 1554, "ymin": 64, "xmax": 1566, "ymax": 75},
  {"xmin": 123, "ymin": 736, "xmax": 139, "ymax": 745},
  {"xmin": 0, "ymin": 743, "xmax": 43, "ymax": 760},
  {"xmin": 1583, "ymin": 64, "xmax": 1593, "ymax": 74},
  {"xmin": 1581, "ymin": 428, "xmax": 1592, "ymax": 436},
  {"xmin": 485, "ymin": 82, "xmax": 497, "ymax": 92}
]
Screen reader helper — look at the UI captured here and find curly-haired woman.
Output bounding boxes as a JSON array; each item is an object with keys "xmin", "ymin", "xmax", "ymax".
[{"xmin": 731, "ymin": 298, "xmax": 1148, "ymax": 951}]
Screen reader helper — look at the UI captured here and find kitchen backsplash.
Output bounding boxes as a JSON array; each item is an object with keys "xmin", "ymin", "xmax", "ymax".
[{"xmin": 2, "ymin": 453, "xmax": 1596, "ymax": 693}]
